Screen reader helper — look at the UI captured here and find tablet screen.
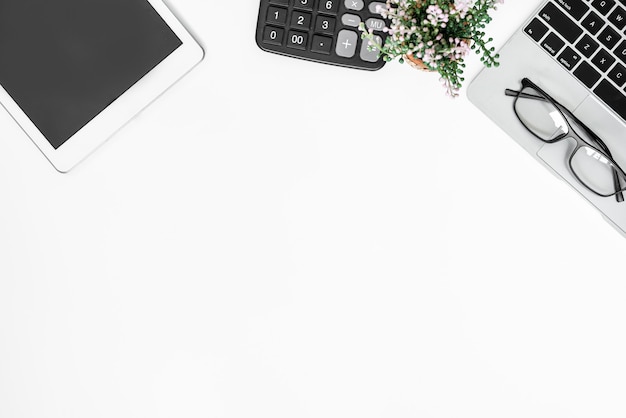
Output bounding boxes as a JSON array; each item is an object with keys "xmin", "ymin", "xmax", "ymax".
[{"xmin": 0, "ymin": 0, "xmax": 182, "ymax": 149}]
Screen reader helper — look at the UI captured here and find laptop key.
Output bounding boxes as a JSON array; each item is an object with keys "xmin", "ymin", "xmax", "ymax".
[
  {"xmin": 597, "ymin": 25, "xmax": 621, "ymax": 49},
  {"xmin": 592, "ymin": 0, "xmax": 616, "ymax": 15},
  {"xmin": 541, "ymin": 32, "xmax": 566, "ymax": 56},
  {"xmin": 574, "ymin": 61, "xmax": 602, "ymax": 87},
  {"xmin": 524, "ymin": 18, "xmax": 549, "ymax": 42},
  {"xmin": 554, "ymin": 0, "xmax": 589, "ymax": 20},
  {"xmin": 592, "ymin": 48, "xmax": 617, "ymax": 72},
  {"xmin": 614, "ymin": 39, "xmax": 626, "ymax": 64},
  {"xmin": 575, "ymin": 34, "xmax": 600, "ymax": 57},
  {"xmin": 594, "ymin": 79, "xmax": 626, "ymax": 120},
  {"xmin": 581, "ymin": 10, "xmax": 605, "ymax": 34},
  {"xmin": 558, "ymin": 46, "xmax": 582, "ymax": 69},
  {"xmin": 608, "ymin": 62, "xmax": 626, "ymax": 86},
  {"xmin": 539, "ymin": 3, "xmax": 583, "ymax": 43},
  {"xmin": 608, "ymin": 5, "xmax": 626, "ymax": 29}
]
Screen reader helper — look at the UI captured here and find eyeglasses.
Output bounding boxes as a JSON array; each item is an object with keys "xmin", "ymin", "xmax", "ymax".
[{"xmin": 505, "ymin": 78, "xmax": 626, "ymax": 203}]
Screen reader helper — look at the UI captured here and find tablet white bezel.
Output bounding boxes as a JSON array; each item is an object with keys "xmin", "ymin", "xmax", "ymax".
[{"xmin": 0, "ymin": 0, "xmax": 204, "ymax": 172}]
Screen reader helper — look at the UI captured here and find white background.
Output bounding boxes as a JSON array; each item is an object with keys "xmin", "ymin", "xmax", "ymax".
[{"xmin": 2, "ymin": 0, "xmax": 626, "ymax": 417}]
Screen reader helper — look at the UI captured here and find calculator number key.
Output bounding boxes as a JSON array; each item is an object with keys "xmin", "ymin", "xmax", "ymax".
[
  {"xmin": 292, "ymin": 0, "xmax": 313, "ymax": 10},
  {"xmin": 291, "ymin": 11, "xmax": 312, "ymax": 29},
  {"xmin": 267, "ymin": 6, "xmax": 288, "ymax": 25},
  {"xmin": 315, "ymin": 16, "xmax": 336, "ymax": 34},
  {"xmin": 263, "ymin": 26, "xmax": 285, "ymax": 46},
  {"xmin": 287, "ymin": 31, "xmax": 308, "ymax": 50},
  {"xmin": 319, "ymin": 0, "xmax": 340, "ymax": 13}
]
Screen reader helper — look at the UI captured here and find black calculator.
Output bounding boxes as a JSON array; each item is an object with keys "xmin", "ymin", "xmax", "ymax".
[{"xmin": 256, "ymin": 0, "xmax": 388, "ymax": 70}]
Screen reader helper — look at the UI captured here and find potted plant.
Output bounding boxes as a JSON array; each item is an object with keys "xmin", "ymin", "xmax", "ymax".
[{"xmin": 360, "ymin": 0, "xmax": 504, "ymax": 97}]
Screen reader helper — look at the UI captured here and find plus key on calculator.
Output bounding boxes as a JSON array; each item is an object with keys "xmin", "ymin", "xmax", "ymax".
[{"xmin": 256, "ymin": 0, "xmax": 388, "ymax": 70}]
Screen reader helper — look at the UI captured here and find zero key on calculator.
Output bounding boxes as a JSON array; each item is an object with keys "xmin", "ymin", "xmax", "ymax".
[{"xmin": 256, "ymin": 0, "xmax": 388, "ymax": 70}]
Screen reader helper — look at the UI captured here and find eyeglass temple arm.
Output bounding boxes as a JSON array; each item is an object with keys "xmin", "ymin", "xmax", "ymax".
[{"xmin": 504, "ymin": 89, "xmax": 625, "ymax": 202}]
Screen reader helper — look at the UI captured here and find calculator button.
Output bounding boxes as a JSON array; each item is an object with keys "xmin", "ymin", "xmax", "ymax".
[
  {"xmin": 311, "ymin": 35, "xmax": 333, "ymax": 54},
  {"xmin": 263, "ymin": 26, "xmax": 285, "ymax": 46},
  {"xmin": 269, "ymin": 0, "xmax": 288, "ymax": 4},
  {"xmin": 318, "ymin": 0, "xmax": 340, "ymax": 14},
  {"xmin": 287, "ymin": 30, "xmax": 308, "ymax": 49},
  {"xmin": 345, "ymin": 0, "xmax": 364, "ymax": 11},
  {"xmin": 341, "ymin": 13, "xmax": 362, "ymax": 27},
  {"xmin": 315, "ymin": 15, "xmax": 336, "ymax": 34},
  {"xmin": 267, "ymin": 6, "xmax": 288, "ymax": 25},
  {"xmin": 369, "ymin": 2, "xmax": 386, "ymax": 14},
  {"xmin": 291, "ymin": 11, "xmax": 312, "ymax": 29},
  {"xmin": 360, "ymin": 35, "xmax": 382, "ymax": 62},
  {"xmin": 292, "ymin": 0, "xmax": 313, "ymax": 10},
  {"xmin": 365, "ymin": 17, "xmax": 386, "ymax": 31},
  {"xmin": 336, "ymin": 29, "xmax": 358, "ymax": 57}
]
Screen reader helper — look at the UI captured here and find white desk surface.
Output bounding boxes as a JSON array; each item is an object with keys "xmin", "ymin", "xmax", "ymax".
[{"xmin": 2, "ymin": 1, "xmax": 626, "ymax": 417}]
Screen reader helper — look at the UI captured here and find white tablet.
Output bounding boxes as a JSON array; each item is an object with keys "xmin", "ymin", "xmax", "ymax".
[{"xmin": 0, "ymin": 0, "xmax": 203, "ymax": 172}]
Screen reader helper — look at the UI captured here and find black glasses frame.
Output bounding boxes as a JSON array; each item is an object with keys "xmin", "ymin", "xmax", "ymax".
[{"xmin": 505, "ymin": 77, "xmax": 626, "ymax": 202}]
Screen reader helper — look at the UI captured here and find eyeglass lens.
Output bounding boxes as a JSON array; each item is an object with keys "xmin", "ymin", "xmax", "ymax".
[
  {"xmin": 514, "ymin": 86, "xmax": 568, "ymax": 142},
  {"xmin": 570, "ymin": 146, "xmax": 626, "ymax": 196},
  {"xmin": 515, "ymin": 85, "xmax": 626, "ymax": 197}
]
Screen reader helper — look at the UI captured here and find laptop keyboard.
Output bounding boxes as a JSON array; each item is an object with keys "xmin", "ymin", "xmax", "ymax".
[{"xmin": 525, "ymin": 0, "xmax": 626, "ymax": 119}]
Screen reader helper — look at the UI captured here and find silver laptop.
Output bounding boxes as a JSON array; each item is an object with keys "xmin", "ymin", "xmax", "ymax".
[{"xmin": 468, "ymin": 0, "xmax": 626, "ymax": 236}]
